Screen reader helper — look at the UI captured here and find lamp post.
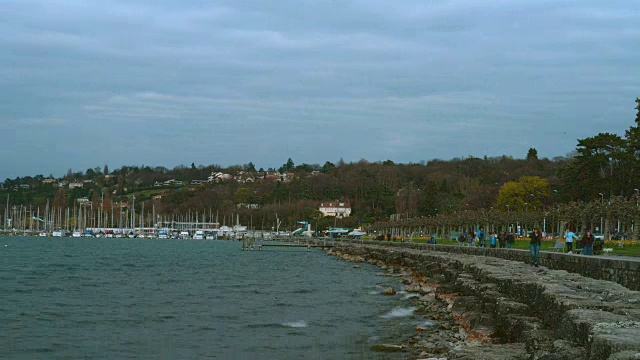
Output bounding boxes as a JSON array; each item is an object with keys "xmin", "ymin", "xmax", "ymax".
[
  {"xmin": 598, "ymin": 193, "xmax": 604, "ymax": 233},
  {"xmin": 634, "ymin": 189, "xmax": 639, "ymax": 235}
]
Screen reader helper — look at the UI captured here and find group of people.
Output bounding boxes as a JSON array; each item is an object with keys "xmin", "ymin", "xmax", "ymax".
[
  {"xmin": 529, "ymin": 227, "xmax": 600, "ymax": 267},
  {"xmin": 563, "ymin": 228, "xmax": 599, "ymax": 255},
  {"xmin": 457, "ymin": 227, "xmax": 603, "ymax": 268},
  {"xmin": 458, "ymin": 229, "xmax": 516, "ymax": 248}
]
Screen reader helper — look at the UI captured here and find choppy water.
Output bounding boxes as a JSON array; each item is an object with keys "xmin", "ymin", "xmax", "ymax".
[{"xmin": 0, "ymin": 237, "xmax": 422, "ymax": 359}]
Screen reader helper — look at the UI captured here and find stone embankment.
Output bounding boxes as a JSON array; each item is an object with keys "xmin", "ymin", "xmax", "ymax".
[{"xmin": 327, "ymin": 243, "xmax": 640, "ymax": 360}]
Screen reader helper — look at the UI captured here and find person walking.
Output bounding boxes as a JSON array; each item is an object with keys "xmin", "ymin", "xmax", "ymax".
[
  {"xmin": 564, "ymin": 228, "xmax": 578, "ymax": 254},
  {"xmin": 489, "ymin": 232, "xmax": 497, "ymax": 248},
  {"xmin": 478, "ymin": 228, "xmax": 487, "ymax": 247},
  {"xmin": 581, "ymin": 230, "xmax": 595, "ymax": 256},
  {"xmin": 498, "ymin": 231, "xmax": 506, "ymax": 248},
  {"xmin": 506, "ymin": 231, "xmax": 515, "ymax": 248},
  {"xmin": 458, "ymin": 232, "xmax": 467, "ymax": 246},
  {"xmin": 530, "ymin": 228, "xmax": 542, "ymax": 267}
]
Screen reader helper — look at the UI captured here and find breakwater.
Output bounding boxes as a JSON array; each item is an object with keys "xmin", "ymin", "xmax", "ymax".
[
  {"xmin": 327, "ymin": 242, "xmax": 640, "ymax": 359},
  {"xmin": 357, "ymin": 241, "xmax": 640, "ymax": 291}
]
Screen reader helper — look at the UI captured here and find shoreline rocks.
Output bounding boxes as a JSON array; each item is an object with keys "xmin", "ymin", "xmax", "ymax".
[{"xmin": 326, "ymin": 244, "xmax": 640, "ymax": 360}]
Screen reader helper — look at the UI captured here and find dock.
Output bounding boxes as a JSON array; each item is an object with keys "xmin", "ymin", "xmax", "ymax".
[
  {"xmin": 241, "ymin": 236, "xmax": 335, "ymax": 251},
  {"xmin": 257, "ymin": 243, "xmax": 332, "ymax": 249}
]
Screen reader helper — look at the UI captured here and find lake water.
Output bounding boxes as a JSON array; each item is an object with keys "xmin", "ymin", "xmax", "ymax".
[{"xmin": 1, "ymin": 237, "xmax": 421, "ymax": 359}]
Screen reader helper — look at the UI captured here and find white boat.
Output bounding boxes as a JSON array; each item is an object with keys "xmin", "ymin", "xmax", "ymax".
[
  {"xmin": 39, "ymin": 232, "xmax": 47, "ymax": 237},
  {"xmin": 193, "ymin": 230, "xmax": 205, "ymax": 240},
  {"xmin": 327, "ymin": 228, "xmax": 350, "ymax": 238},
  {"xmin": 348, "ymin": 229, "xmax": 366, "ymax": 238},
  {"xmin": 72, "ymin": 231, "xmax": 82, "ymax": 238},
  {"xmin": 179, "ymin": 231, "xmax": 190, "ymax": 239},
  {"xmin": 52, "ymin": 230, "xmax": 63, "ymax": 237},
  {"xmin": 158, "ymin": 230, "xmax": 169, "ymax": 239}
]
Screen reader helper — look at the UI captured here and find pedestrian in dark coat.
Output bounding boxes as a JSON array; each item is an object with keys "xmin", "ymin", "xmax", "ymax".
[
  {"xmin": 581, "ymin": 230, "xmax": 595, "ymax": 256},
  {"xmin": 530, "ymin": 228, "xmax": 542, "ymax": 267}
]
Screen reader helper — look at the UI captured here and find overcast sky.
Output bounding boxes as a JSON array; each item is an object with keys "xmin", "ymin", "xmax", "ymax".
[{"xmin": 2, "ymin": 0, "xmax": 639, "ymax": 180}]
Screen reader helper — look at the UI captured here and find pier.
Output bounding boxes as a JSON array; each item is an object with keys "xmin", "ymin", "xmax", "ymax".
[{"xmin": 241, "ymin": 236, "xmax": 335, "ymax": 251}]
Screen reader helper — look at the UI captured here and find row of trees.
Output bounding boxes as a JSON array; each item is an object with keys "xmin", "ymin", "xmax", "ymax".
[{"xmin": 369, "ymin": 195, "xmax": 640, "ymax": 240}]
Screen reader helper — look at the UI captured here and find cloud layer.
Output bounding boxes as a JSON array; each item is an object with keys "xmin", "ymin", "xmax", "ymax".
[{"xmin": 2, "ymin": 0, "xmax": 639, "ymax": 179}]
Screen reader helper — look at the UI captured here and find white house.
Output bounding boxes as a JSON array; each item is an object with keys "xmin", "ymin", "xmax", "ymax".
[
  {"xmin": 69, "ymin": 181, "xmax": 84, "ymax": 189},
  {"xmin": 208, "ymin": 172, "xmax": 233, "ymax": 182},
  {"xmin": 319, "ymin": 201, "xmax": 352, "ymax": 218}
]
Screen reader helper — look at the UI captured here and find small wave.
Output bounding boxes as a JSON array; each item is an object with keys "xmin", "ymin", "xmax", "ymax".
[
  {"xmin": 381, "ymin": 307, "xmax": 416, "ymax": 319},
  {"xmin": 282, "ymin": 320, "xmax": 308, "ymax": 328}
]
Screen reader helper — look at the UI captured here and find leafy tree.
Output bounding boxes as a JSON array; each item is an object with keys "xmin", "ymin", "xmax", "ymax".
[
  {"xmin": 321, "ymin": 161, "xmax": 336, "ymax": 173},
  {"xmin": 278, "ymin": 158, "xmax": 295, "ymax": 173},
  {"xmin": 560, "ymin": 132, "xmax": 627, "ymax": 199},
  {"xmin": 103, "ymin": 164, "xmax": 109, "ymax": 175},
  {"xmin": 292, "ymin": 163, "xmax": 316, "ymax": 173},
  {"xmin": 623, "ymin": 98, "xmax": 640, "ymax": 191},
  {"xmin": 86, "ymin": 168, "xmax": 97, "ymax": 179},
  {"xmin": 234, "ymin": 188, "xmax": 254, "ymax": 204},
  {"xmin": 495, "ymin": 176, "xmax": 550, "ymax": 211},
  {"xmin": 272, "ymin": 182, "xmax": 289, "ymax": 203},
  {"xmin": 526, "ymin": 148, "xmax": 538, "ymax": 161}
]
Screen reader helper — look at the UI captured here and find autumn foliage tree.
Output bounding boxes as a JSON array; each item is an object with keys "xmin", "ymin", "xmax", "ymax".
[{"xmin": 495, "ymin": 176, "xmax": 550, "ymax": 212}]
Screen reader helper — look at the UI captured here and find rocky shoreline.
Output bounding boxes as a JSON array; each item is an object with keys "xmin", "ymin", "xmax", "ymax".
[{"xmin": 326, "ymin": 243, "xmax": 640, "ymax": 360}]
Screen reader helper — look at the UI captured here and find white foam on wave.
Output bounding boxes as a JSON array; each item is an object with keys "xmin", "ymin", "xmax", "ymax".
[
  {"xmin": 381, "ymin": 307, "xmax": 417, "ymax": 319},
  {"xmin": 282, "ymin": 320, "xmax": 308, "ymax": 328}
]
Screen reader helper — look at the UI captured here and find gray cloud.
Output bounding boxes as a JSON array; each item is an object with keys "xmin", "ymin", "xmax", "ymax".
[{"xmin": 1, "ymin": 0, "xmax": 639, "ymax": 179}]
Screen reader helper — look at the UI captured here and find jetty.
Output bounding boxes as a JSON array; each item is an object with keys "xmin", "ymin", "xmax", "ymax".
[{"xmin": 241, "ymin": 236, "xmax": 336, "ymax": 251}]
